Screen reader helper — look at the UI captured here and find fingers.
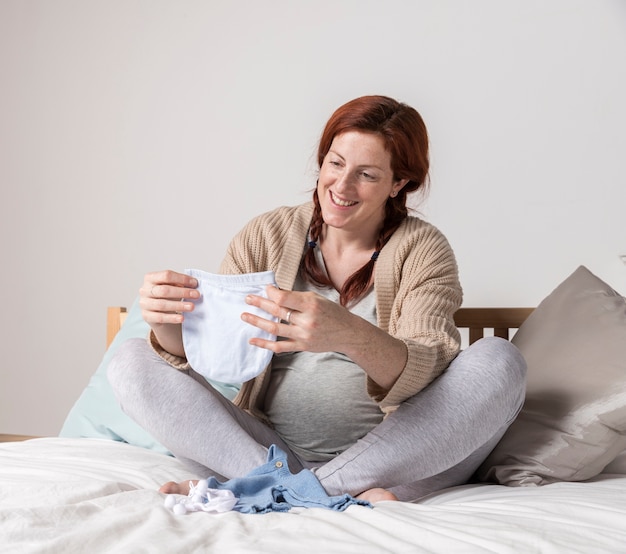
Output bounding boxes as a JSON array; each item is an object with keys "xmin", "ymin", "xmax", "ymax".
[
  {"xmin": 243, "ymin": 288, "xmax": 313, "ymax": 352},
  {"xmin": 284, "ymin": 309, "xmax": 293, "ymax": 325},
  {"xmin": 248, "ymin": 334, "xmax": 299, "ymax": 354},
  {"xmin": 245, "ymin": 286, "xmax": 352, "ymax": 355},
  {"xmin": 141, "ymin": 270, "xmax": 199, "ymax": 301},
  {"xmin": 264, "ymin": 285, "xmax": 301, "ymax": 312},
  {"xmin": 140, "ymin": 270, "xmax": 200, "ymax": 325},
  {"xmin": 241, "ymin": 310, "xmax": 291, "ymax": 338},
  {"xmin": 243, "ymin": 310, "xmax": 306, "ymax": 354},
  {"xmin": 244, "ymin": 290, "xmax": 300, "ymax": 327},
  {"xmin": 143, "ymin": 299, "xmax": 195, "ymax": 325}
]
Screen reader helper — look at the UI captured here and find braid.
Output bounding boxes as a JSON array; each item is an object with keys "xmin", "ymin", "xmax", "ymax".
[
  {"xmin": 302, "ymin": 190, "xmax": 333, "ymax": 290},
  {"xmin": 302, "ymin": 192, "xmax": 407, "ymax": 307},
  {"xmin": 339, "ymin": 197, "xmax": 405, "ymax": 306}
]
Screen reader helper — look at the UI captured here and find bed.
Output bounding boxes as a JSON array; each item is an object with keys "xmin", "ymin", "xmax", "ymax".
[{"xmin": 2, "ymin": 265, "xmax": 626, "ymax": 553}]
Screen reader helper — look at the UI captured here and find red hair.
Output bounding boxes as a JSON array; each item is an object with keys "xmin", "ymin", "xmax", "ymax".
[{"xmin": 302, "ymin": 95, "xmax": 430, "ymax": 306}]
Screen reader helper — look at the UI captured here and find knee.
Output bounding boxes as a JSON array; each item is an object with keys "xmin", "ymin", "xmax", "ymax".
[
  {"xmin": 456, "ymin": 337, "xmax": 527, "ymax": 411},
  {"xmin": 468, "ymin": 337, "xmax": 526, "ymax": 381}
]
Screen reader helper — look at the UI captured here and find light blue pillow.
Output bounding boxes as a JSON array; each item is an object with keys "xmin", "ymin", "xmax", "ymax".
[{"xmin": 59, "ymin": 298, "xmax": 240, "ymax": 454}]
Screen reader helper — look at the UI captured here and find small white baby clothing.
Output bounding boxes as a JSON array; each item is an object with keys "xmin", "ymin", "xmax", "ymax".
[
  {"xmin": 164, "ymin": 480, "xmax": 237, "ymax": 515},
  {"xmin": 182, "ymin": 269, "xmax": 279, "ymax": 384}
]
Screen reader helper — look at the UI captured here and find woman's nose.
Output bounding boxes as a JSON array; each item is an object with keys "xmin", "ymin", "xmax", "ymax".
[{"xmin": 334, "ymin": 171, "xmax": 354, "ymax": 193}]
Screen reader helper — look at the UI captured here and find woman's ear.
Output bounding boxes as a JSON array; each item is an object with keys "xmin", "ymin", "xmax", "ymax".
[{"xmin": 391, "ymin": 178, "xmax": 410, "ymax": 197}]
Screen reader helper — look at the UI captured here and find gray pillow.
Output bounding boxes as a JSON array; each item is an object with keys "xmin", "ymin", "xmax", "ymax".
[{"xmin": 476, "ymin": 266, "xmax": 626, "ymax": 486}]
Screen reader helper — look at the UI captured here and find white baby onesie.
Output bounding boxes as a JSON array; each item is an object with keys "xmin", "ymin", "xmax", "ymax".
[{"xmin": 182, "ymin": 269, "xmax": 279, "ymax": 384}]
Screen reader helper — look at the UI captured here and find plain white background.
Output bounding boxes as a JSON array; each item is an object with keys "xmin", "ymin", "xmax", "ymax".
[{"xmin": 1, "ymin": 0, "xmax": 625, "ymax": 436}]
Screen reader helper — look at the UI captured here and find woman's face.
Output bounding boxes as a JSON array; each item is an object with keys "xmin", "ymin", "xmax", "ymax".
[{"xmin": 317, "ymin": 130, "xmax": 407, "ymax": 239}]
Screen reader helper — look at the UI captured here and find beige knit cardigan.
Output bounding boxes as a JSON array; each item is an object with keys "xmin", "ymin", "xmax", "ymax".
[{"xmin": 151, "ymin": 202, "xmax": 462, "ymax": 419}]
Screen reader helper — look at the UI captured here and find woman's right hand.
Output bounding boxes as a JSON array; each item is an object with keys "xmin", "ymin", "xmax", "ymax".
[{"xmin": 139, "ymin": 270, "xmax": 200, "ymax": 357}]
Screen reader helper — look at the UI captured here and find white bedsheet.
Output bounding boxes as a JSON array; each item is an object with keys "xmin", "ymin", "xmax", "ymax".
[{"xmin": 1, "ymin": 438, "xmax": 625, "ymax": 553}]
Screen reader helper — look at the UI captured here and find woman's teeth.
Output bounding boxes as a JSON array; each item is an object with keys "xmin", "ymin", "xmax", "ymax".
[{"xmin": 331, "ymin": 191, "xmax": 357, "ymax": 207}]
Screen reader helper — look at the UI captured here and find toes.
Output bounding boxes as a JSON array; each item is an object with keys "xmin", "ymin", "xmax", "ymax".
[
  {"xmin": 159, "ymin": 481, "xmax": 182, "ymax": 494},
  {"xmin": 356, "ymin": 488, "xmax": 399, "ymax": 503}
]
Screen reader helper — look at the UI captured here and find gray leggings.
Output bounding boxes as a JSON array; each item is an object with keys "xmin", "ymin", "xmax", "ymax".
[{"xmin": 108, "ymin": 336, "xmax": 526, "ymax": 502}]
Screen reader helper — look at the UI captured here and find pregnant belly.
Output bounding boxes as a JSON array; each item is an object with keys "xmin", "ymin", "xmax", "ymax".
[{"xmin": 264, "ymin": 351, "xmax": 384, "ymax": 462}]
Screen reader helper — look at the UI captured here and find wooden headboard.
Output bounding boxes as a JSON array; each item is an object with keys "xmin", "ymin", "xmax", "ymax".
[
  {"xmin": 105, "ymin": 306, "xmax": 535, "ymax": 349},
  {"xmin": 107, "ymin": 307, "xmax": 128, "ymax": 348},
  {"xmin": 453, "ymin": 307, "xmax": 534, "ymax": 344}
]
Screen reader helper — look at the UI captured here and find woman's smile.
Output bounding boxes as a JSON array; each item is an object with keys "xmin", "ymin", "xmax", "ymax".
[{"xmin": 329, "ymin": 190, "xmax": 358, "ymax": 208}]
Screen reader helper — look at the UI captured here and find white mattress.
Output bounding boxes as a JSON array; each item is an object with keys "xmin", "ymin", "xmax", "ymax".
[{"xmin": 1, "ymin": 438, "xmax": 625, "ymax": 553}]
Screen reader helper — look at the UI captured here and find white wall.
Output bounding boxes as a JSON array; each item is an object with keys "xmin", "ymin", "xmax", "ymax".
[{"xmin": 1, "ymin": 0, "xmax": 625, "ymax": 436}]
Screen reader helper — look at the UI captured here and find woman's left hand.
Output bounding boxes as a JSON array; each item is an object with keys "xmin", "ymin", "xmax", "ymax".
[
  {"xmin": 243, "ymin": 286, "xmax": 408, "ymax": 390},
  {"xmin": 242, "ymin": 286, "xmax": 354, "ymax": 354}
]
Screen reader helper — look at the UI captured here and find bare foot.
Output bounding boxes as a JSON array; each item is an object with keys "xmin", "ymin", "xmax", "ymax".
[
  {"xmin": 159, "ymin": 480, "xmax": 198, "ymax": 495},
  {"xmin": 356, "ymin": 488, "xmax": 399, "ymax": 503}
]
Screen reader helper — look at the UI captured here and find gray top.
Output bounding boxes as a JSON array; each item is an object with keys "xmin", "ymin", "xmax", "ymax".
[{"xmin": 264, "ymin": 253, "xmax": 384, "ymax": 462}]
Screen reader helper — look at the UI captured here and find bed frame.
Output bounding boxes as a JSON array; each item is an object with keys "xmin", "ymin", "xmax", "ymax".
[
  {"xmin": 107, "ymin": 306, "xmax": 129, "ymax": 347},
  {"xmin": 453, "ymin": 307, "xmax": 534, "ymax": 344},
  {"xmin": 105, "ymin": 306, "xmax": 535, "ymax": 348}
]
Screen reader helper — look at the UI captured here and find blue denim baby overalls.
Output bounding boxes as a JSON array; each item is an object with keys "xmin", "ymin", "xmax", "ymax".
[{"xmin": 205, "ymin": 445, "xmax": 371, "ymax": 514}]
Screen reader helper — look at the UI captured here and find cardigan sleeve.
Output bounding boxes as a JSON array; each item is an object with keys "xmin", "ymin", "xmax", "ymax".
[
  {"xmin": 368, "ymin": 222, "xmax": 462, "ymax": 413},
  {"xmin": 147, "ymin": 329, "xmax": 190, "ymax": 371}
]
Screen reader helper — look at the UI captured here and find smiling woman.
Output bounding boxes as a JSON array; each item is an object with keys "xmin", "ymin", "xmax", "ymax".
[
  {"xmin": 107, "ymin": 95, "xmax": 526, "ymax": 507},
  {"xmin": 304, "ymin": 96, "xmax": 430, "ymax": 306}
]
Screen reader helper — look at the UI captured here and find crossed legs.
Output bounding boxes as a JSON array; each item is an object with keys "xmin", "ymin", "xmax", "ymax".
[{"xmin": 108, "ymin": 337, "xmax": 526, "ymax": 502}]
